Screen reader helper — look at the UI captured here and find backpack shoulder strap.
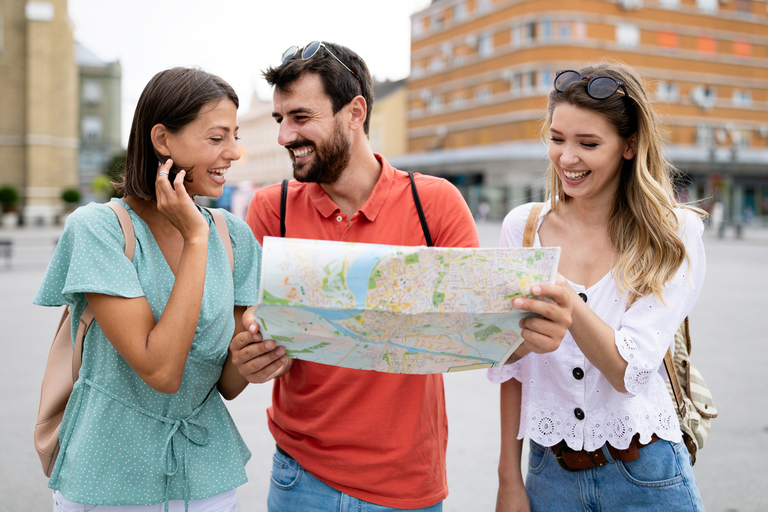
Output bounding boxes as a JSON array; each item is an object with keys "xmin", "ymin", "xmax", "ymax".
[
  {"xmin": 522, "ymin": 203, "xmax": 544, "ymax": 248},
  {"xmin": 280, "ymin": 179, "xmax": 289, "ymax": 238},
  {"xmin": 664, "ymin": 345, "xmax": 687, "ymax": 419},
  {"xmin": 73, "ymin": 201, "xmax": 136, "ymax": 379},
  {"xmin": 408, "ymin": 172, "xmax": 433, "ymax": 247},
  {"xmin": 204, "ymin": 207, "xmax": 234, "ymax": 273},
  {"xmin": 105, "ymin": 201, "xmax": 135, "ymax": 260}
]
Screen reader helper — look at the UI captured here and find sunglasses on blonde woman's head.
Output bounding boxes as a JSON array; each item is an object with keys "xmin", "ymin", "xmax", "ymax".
[
  {"xmin": 554, "ymin": 70, "xmax": 629, "ymax": 100},
  {"xmin": 281, "ymin": 41, "xmax": 363, "ymax": 89}
]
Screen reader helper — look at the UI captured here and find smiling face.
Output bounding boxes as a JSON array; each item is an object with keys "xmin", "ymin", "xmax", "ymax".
[
  {"xmin": 272, "ymin": 73, "xmax": 352, "ymax": 184},
  {"xmin": 548, "ymin": 103, "xmax": 636, "ymax": 204},
  {"xmin": 161, "ymin": 98, "xmax": 240, "ymax": 198}
]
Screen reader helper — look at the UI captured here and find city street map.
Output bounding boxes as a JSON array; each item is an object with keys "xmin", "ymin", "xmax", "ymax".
[{"xmin": 251, "ymin": 237, "xmax": 561, "ymax": 374}]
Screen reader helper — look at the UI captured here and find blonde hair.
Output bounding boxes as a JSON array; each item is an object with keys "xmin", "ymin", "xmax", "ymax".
[{"xmin": 542, "ymin": 62, "xmax": 705, "ymax": 306}]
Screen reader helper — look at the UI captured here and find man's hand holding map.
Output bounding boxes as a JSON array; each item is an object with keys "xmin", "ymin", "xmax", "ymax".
[{"xmin": 249, "ymin": 237, "xmax": 561, "ymax": 374}]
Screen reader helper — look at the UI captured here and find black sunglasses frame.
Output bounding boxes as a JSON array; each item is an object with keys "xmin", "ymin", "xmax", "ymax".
[
  {"xmin": 281, "ymin": 41, "xmax": 363, "ymax": 90},
  {"xmin": 554, "ymin": 70, "xmax": 629, "ymax": 100}
]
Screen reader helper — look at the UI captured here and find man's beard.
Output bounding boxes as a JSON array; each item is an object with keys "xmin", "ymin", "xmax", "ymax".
[{"xmin": 289, "ymin": 119, "xmax": 351, "ymax": 184}]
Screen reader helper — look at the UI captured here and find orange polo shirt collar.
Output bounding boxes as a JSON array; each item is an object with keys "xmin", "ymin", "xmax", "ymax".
[{"xmin": 306, "ymin": 153, "xmax": 393, "ymax": 222}]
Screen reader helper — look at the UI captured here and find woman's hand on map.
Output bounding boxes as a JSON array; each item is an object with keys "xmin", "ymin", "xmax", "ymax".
[
  {"xmin": 509, "ymin": 276, "xmax": 572, "ymax": 358},
  {"xmin": 229, "ymin": 307, "xmax": 293, "ymax": 383}
]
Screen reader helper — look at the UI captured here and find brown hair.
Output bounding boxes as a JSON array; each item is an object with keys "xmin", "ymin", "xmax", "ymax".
[
  {"xmin": 542, "ymin": 62, "xmax": 704, "ymax": 305},
  {"xmin": 263, "ymin": 42, "xmax": 374, "ymax": 135},
  {"xmin": 115, "ymin": 67, "xmax": 239, "ymax": 200}
]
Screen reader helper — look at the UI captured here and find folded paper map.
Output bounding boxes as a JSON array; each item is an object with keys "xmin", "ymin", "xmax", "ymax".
[{"xmin": 251, "ymin": 237, "xmax": 560, "ymax": 374}]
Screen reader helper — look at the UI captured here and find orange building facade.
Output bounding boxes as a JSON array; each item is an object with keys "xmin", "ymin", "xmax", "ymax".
[{"xmin": 394, "ymin": 0, "xmax": 768, "ymax": 222}]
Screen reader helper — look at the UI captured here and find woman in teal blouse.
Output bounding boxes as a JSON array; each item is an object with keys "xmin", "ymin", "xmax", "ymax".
[{"xmin": 35, "ymin": 67, "xmax": 259, "ymax": 511}]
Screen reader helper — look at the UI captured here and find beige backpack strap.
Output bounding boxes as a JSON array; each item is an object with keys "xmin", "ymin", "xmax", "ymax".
[
  {"xmin": 205, "ymin": 207, "xmax": 234, "ymax": 273},
  {"xmin": 105, "ymin": 201, "xmax": 136, "ymax": 261},
  {"xmin": 523, "ymin": 203, "xmax": 544, "ymax": 248},
  {"xmin": 664, "ymin": 344, "xmax": 687, "ymax": 419},
  {"xmin": 72, "ymin": 201, "xmax": 135, "ymax": 382}
]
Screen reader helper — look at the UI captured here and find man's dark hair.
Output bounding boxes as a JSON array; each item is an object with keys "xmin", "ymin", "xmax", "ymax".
[
  {"xmin": 116, "ymin": 67, "xmax": 239, "ymax": 200},
  {"xmin": 263, "ymin": 42, "xmax": 374, "ymax": 135}
]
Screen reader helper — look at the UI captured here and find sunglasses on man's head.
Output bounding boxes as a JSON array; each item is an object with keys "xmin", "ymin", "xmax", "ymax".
[
  {"xmin": 554, "ymin": 70, "xmax": 629, "ymax": 100},
  {"xmin": 281, "ymin": 41, "xmax": 363, "ymax": 89}
]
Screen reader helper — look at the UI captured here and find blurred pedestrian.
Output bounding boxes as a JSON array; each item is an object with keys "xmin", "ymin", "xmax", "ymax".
[
  {"xmin": 34, "ymin": 67, "xmax": 260, "ymax": 511},
  {"xmin": 489, "ymin": 63, "xmax": 706, "ymax": 512}
]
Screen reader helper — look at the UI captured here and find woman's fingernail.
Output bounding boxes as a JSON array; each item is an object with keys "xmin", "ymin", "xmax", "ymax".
[
  {"xmin": 248, "ymin": 323, "xmax": 256, "ymax": 333},
  {"xmin": 532, "ymin": 286, "xmax": 541, "ymax": 295},
  {"xmin": 513, "ymin": 298, "xmax": 524, "ymax": 308}
]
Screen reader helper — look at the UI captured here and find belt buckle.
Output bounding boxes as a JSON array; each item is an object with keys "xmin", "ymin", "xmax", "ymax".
[{"xmin": 554, "ymin": 443, "xmax": 582, "ymax": 472}]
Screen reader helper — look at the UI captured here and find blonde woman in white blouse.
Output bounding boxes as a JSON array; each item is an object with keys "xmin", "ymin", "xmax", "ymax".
[{"xmin": 490, "ymin": 63, "xmax": 706, "ymax": 512}]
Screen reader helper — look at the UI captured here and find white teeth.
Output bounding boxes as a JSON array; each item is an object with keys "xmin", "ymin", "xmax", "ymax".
[
  {"xmin": 292, "ymin": 147, "xmax": 314, "ymax": 158},
  {"xmin": 208, "ymin": 168, "xmax": 228, "ymax": 176},
  {"xmin": 564, "ymin": 170, "xmax": 590, "ymax": 180}
]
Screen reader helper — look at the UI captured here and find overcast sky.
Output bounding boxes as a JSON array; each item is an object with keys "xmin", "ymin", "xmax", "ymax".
[{"xmin": 68, "ymin": 0, "xmax": 431, "ymax": 145}]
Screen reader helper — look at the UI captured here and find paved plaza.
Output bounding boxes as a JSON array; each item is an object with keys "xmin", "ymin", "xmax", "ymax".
[{"xmin": 0, "ymin": 219, "xmax": 766, "ymax": 511}]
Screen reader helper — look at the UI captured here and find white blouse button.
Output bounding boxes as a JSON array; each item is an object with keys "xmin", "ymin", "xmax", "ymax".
[{"xmin": 336, "ymin": 215, "xmax": 343, "ymax": 222}]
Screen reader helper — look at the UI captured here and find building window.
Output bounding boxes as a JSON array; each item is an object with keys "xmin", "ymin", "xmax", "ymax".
[
  {"xmin": 412, "ymin": 64, "xmax": 424, "ymax": 78},
  {"xmin": 696, "ymin": 36, "xmax": 716, "ymax": 54},
  {"xmin": 656, "ymin": 81, "xmax": 680, "ymax": 101},
  {"xmin": 433, "ymin": 14, "xmax": 444, "ymax": 30},
  {"xmin": 454, "ymin": 3, "xmax": 467, "ymax": 21},
  {"xmin": 452, "ymin": 95, "xmax": 468, "ymax": 108},
  {"xmin": 574, "ymin": 21, "xmax": 587, "ymax": 41},
  {"xmin": 512, "ymin": 24, "xmax": 522, "ymax": 48},
  {"xmin": 557, "ymin": 21, "xmax": 571, "ymax": 41},
  {"xmin": 616, "ymin": 24, "xmax": 640, "ymax": 48},
  {"xmin": 82, "ymin": 116, "xmax": 103, "ymax": 140},
  {"xmin": 478, "ymin": 33, "xmax": 493, "ymax": 57},
  {"xmin": 428, "ymin": 95, "xmax": 443, "ymax": 112},
  {"xmin": 523, "ymin": 71, "xmax": 536, "ymax": 93},
  {"xmin": 429, "ymin": 57, "xmax": 444, "ymax": 72},
  {"xmin": 696, "ymin": 0, "xmax": 718, "ymax": 13},
  {"xmin": 659, "ymin": 0, "xmax": 680, "ymax": 8},
  {"xmin": 412, "ymin": 18, "xmax": 424, "ymax": 38},
  {"xmin": 540, "ymin": 20, "xmax": 553, "ymax": 42},
  {"xmin": 733, "ymin": 40, "xmax": 752, "ymax": 57},
  {"xmin": 734, "ymin": 0, "xmax": 752, "ymax": 16},
  {"xmin": 658, "ymin": 31, "xmax": 679, "ymax": 49},
  {"xmin": 539, "ymin": 70, "xmax": 553, "ymax": 92},
  {"xmin": 733, "ymin": 90, "xmax": 752, "ymax": 107},
  {"xmin": 524, "ymin": 22, "xmax": 537, "ymax": 42},
  {"xmin": 696, "ymin": 124, "xmax": 713, "ymax": 146},
  {"xmin": 476, "ymin": 87, "xmax": 493, "ymax": 103},
  {"xmin": 82, "ymin": 80, "xmax": 102, "ymax": 104},
  {"xmin": 477, "ymin": 0, "xmax": 492, "ymax": 14},
  {"xmin": 691, "ymin": 85, "xmax": 716, "ymax": 110}
]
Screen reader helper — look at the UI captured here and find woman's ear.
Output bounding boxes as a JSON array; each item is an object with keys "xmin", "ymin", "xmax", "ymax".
[
  {"xmin": 150, "ymin": 124, "xmax": 171, "ymax": 160},
  {"xmin": 624, "ymin": 133, "xmax": 638, "ymax": 160}
]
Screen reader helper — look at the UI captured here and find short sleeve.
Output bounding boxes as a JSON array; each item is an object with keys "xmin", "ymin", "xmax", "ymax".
[
  {"xmin": 33, "ymin": 202, "xmax": 144, "ymax": 307},
  {"xmin": 223, "ymin": 210, "xmax": 261, "ymax": 307},
  {"xmin": 616, "ymin": 209, "xmax": 706, "ymax": 395}
]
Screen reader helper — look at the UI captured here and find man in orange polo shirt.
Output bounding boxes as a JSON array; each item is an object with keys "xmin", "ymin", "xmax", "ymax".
[{"xmin": 229, "ymin": 41, "xmax": 572, "ymax": 511}]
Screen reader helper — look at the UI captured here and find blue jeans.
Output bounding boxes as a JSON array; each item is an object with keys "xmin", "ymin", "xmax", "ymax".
[
  {"xmin": 526, "ymin": 438, "xmax": 705, "ymax": 512},
  {"xmin": 267, "ymin": 449, "xmax": 443, "ymax": 512}
]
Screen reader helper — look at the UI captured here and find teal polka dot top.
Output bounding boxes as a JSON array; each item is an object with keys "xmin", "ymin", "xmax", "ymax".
[{"xmin": 34, "ymin": 199, "xmax": 260, "ymax": 506}]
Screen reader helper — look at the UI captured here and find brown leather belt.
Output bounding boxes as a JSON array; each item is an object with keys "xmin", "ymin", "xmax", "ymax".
[{"xmin": 552, "ymin": 433, "xmax": 660, "ymax": 472}]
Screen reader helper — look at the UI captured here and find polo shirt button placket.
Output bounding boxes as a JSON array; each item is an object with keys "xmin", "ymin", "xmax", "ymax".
[
  {"xmin": 574, "ymin": 407, "xmax": 585, "ymax": 421},
  {"xmin": 335, "ymin": 215, "xmax": 343, "ymax": 223}
]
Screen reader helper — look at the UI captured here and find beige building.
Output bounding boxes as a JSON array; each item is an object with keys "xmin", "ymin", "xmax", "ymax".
[
  {"xmin": 396, "ymin": 0, "xmax": 768, "ymax": 222},
  {"xmin": 370, "ymin": 79, "xmax": 408, "ymax": 158},
  {"xmin": 0, "ymin": 0, "xmax": 78, "ymax": 225}
]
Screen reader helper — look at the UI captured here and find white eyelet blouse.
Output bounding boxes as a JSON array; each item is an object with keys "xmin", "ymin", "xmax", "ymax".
[{"xmin": 487, "ymin": 202, "xmax": 706, "ymax": 451}]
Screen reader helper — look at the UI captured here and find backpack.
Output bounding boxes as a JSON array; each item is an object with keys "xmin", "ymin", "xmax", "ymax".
[
  {"xmin": 523, "ymin": 203, "xmax": 717, "ymax": 465},
  {"xmin": 34, "ymin": 201, "xmax": 234, "ymax": 477}
]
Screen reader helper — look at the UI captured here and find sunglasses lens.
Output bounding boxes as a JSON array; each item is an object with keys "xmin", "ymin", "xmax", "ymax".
[
  {"xmin": 554, "ymin": 71, "xmax": 582, "ymax": 92},
  {"xmin": 281, "ymin": 46, "xmax": 299, "ymax": 63},
  {"xmin": 588, "ymin": 77, "xmax": 619, "ymax": 99},
  {"xmin": 302, "ymin": 41, "xmax": 322, "ymax": 60}
]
